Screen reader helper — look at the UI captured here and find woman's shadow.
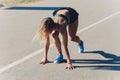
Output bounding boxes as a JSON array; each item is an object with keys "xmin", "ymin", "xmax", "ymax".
[{"xmin": 71, "ymin": 50, "xmax": 120, "ymax": 71}]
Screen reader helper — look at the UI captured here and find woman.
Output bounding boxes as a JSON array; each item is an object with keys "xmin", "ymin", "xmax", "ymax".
[{"xmin": 38, "ymin": 7, "xmax": 84, "ymax": 69}]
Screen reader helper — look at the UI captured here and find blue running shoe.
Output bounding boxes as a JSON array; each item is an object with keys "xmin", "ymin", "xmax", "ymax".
[
  {"xmin": 78, "ymin": 40, "xmax": 84, "ymax": 53},
  {"xmin": 54, "ymin": 54, "xmax": 63, "ymax": 63}
]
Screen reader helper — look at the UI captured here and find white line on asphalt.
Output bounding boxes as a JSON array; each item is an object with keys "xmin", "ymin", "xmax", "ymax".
[
  {"xmin": 77, "ymin": 11, "xmax": 120, "ymax": 33},
  {"xmin": 0, "ymin": 11, "xmax": 120, "ymax": 74}
]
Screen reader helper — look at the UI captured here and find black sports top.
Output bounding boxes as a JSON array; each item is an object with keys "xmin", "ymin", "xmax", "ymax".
[{"xmin": 53, "ymin": 7, "xmax": 79, "ymax": 24}]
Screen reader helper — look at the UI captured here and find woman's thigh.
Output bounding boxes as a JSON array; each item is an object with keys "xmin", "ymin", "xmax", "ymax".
[{"xmin": 68, "ymin": 19, "xmax": 79, "ymax": 38}]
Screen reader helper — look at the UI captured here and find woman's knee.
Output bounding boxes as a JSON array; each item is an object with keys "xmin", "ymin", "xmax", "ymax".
[
  {"xmin": 51, "ymin": 31, "xmax": 59, "ymax": 38},
  {"xmin": 52, "ymin": 32, "xmax": 58, "ymax": 38}
]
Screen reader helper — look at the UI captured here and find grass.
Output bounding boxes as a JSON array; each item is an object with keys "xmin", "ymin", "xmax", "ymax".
[
  {"xmin": 20, "ymin": 0, "xmax": 33, "ymax": 3},
  {"xmin": 1, "ymin": 0, "xmax": 43, "ymax": 6}
]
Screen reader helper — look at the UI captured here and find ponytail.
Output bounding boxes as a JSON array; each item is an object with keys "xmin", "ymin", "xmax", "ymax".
[{"xmin": 38, "ymin": 17, "xmax": 54, "ymax": 41}]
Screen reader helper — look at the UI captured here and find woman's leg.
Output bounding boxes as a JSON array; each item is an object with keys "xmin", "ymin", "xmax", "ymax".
[
  {"xmin": 52, "ymin": 31, "xmax": 62, "ymax": 54},
  {"xmin": 52, "ymin": 31, "xmax": 63, "ymax": 63},
  {"xmin": 68, "ymin": 19, "xmax": 84, "ymax": 53},
  {"xmin": 68, "ymin": 19, "xmax": 81, "ymax": 43}
]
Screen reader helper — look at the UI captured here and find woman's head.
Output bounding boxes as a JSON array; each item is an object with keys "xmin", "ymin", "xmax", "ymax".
[{"xmin": 38, "ymin": 17, "xmax": 55, "ymax": 40}]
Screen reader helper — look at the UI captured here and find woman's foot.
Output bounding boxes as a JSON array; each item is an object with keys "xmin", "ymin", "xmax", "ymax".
[
  {"xmin": 78, "ymin": 40, "xmax": 84, "ymax": 53},
  {"xmin": 54, "ymin": 54, "xmax": 63, "ymax": 63}
]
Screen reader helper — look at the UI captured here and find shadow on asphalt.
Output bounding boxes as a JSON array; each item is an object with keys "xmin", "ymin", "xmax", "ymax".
[
  {"xmin": 5, "ymin": 6, "xmax": 65, "ymax": 10},
  {"xmin": 71, "ymin": 50, "xmax": 120, "ymax": 71}
]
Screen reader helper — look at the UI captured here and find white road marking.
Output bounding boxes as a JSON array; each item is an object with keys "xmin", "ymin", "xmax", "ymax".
[
  {"xmin": 0, "ymin": 11, "xmax": 120, "ymax": 74},
  {"xmin": 77, "ymin": 11, "xmax": 120, "ymax": 33}
]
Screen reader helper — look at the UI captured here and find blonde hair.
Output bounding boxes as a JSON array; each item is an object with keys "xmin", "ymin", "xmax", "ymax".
[{"xmin": 38, "ymin": 17, "xmax": 54, "ymax": 40}]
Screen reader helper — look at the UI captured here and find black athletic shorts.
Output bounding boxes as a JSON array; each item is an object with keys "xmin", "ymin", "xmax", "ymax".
[{"xmin": 53, "ymin": 7, "xmax": 79, "ymax": 24}]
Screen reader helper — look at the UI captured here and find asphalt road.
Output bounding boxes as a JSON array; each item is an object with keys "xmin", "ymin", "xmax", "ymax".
[{"xmin": 0, "ymin": 0, "xmax": 120, "ymax": 80}]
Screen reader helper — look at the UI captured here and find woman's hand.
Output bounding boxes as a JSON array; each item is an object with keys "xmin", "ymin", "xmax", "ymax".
[
  {"xmin": 39, "ymin": 58, "xmax": 48, "ymax": 64},
  {"xmin": 65, "ymin": 63, "xmax": 74, "ymax": 70}
]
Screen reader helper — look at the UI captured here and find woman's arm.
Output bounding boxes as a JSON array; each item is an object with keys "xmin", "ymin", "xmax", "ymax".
[
  {"xmin": 60, "ymin": 28, "xmax": 74, "ymax": 69},
  {"xmin": 40, "ymin": 36, "xmax": 50, "ymax": 64}
]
